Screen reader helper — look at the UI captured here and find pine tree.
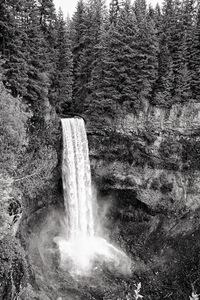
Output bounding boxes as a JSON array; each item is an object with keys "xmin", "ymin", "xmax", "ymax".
[
  {"xmin": 53, "ymin": 9, "xmax": 73, "ymax": 113},
  {"xmin": 85, "ymin": 7, "xmax": 114, "ymax": 120},
  {"xmin": 108, "ymin": 0, "xmax": 139, "ymax": 107},
  {"xmin": 38, "ymin": 0, "xmax": 56, "ymax": 35},
  {"xmin": 134, "ymin": 0, "xmax": 147, "ymax": 23},
  {"xmin": 90, "ymin": 0, "xmax": 145, "ymax": 116},
  {"xmin": 85, "ymin": 0, "xmax": 107, "ymax": 98},
  {"xmin": 71, "ymin": 0, "xmax": 89, "ymax": 113},
  {"xmin": 191, "ymin": 6, "xmax": 200, "ymax": 100},
  {"xmin": 162, "ymin": 0, "xmax": 184, "ymax": 98},
  {"xmin": 0, "ymin": 0, "xmax": 11, "ymax": 56},
  {"xmin": 109, "ymin": 0, "xmax": 122, "ymax": 24},
  {"xmin": 152, "ymin": 33, "xmax": 174, "ymax": 106},
  {"xmin": 174, "ymin": 0, "xmax": 195, "ymax": 102},
  {"xmin": 150, "ymin": 3, "xmax": 163, "ymax": 33},
  {"xmin": 38, "ymin": 0, "xmax": 57, "ymax": 75},
  {"xmin": 182, "ymin": 0, "xmax": 195, "ymax": 64},
  {"xmin": 176, "ymin": 63, "xmax": 192, "ymax": 102},
  {"xmin": 23, "ymin": 0, "xmax": 51, "ymax": 120},
  {"xmin": 1, "ymin": 0, "xmax": 29, "ymax": 97},
  {"xmin": 133, "ymin": 0, "xmax": 159, "ymax": 106}
]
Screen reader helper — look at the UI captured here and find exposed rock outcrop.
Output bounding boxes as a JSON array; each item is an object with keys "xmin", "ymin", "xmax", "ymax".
[{"xmin": 88, "ymin": 102, "xmax": 200, "ymax": 216}]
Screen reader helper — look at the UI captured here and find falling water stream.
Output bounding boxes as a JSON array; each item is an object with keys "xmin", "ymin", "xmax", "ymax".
[
  {"xmin": 61, "ymin": 118, "xmax": 94, "ymax": 240},
  {"xmin": 55, "ymin": 118, "xmax": 130, "ymax": 276}
]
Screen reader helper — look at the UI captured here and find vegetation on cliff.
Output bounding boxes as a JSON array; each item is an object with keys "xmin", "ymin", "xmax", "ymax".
[{"xmin": 0, "ymin": 73, "xmax": 30, "ymax": 299}]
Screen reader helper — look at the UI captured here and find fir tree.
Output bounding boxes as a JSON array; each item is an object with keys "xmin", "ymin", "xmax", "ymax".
[
  {"xmin": 53, "ymin": 9, "xmax": 73, "ymax": 113},
  {"xmin": 162, "ymin": 0, "xmax": 184, "ymax": 97},
  {"xmin": 109, "ymin": 0, "xmax": 121, "ymax": 24},
  {"xmin": 1, "ymin": 0, "xmax": 29, "ymax": 97},
  {"xmin": 38, "ymin": 0, "xmax": 57, "ymax": 75},
  {"xmin": 107, "ymin": 0, "xmax": 139, "ymax": 107},
  {"xmin": 71, "ymin": 0, "xmax": 88, "ymax": 113},
  {"xmin": 38, "ymin": 0, "xmax": 56, "ymax": 34},
  {"xmin": 134, "ymin": 0, "xmax": 159, "ymax": 106},
  {"xmin": 85, "ymin": 4, "xmax": 113, "ymax": 119},
  {"xmin": 152, "ymin": 32, "xmax": 174, "ymax": 106},
  {"xmin": 191, "ymin": 6, "xmax": 200, "ymax": 100},
  {"xmin": 134, "ymin": 0, "xmax": 147, "ymax": 23},
  {"xmin": 174, "ymin": 0, "xmax": 194, "ymax": 102},
  {"xmin": 91, "ymin": 0, "xmax": 142, "ymax": 115},
  {"xmin": 0, "ymin": 0, "xmax": 11, "ymax": 56},
  {"xmin": 23, "ymin": 0, "xmax": 51, "ymax": 120},
  {"xmin": 150, "ymin": 3, "xmax": 163, "ymax": 33}
]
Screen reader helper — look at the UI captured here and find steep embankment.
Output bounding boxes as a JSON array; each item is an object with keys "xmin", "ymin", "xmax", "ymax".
[
  {"xmin": 86, "ymin": 101, "xmax": 200, "ymax": 298},
  {"xmin": 88, "ymin": 101, "xmax": 200, "ymax": 215},
  {"xmin": 0, "ymin": 78, "xmax": 62, "ymax": 299}
]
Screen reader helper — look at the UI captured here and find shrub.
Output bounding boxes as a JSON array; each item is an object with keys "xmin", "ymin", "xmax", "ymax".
[{"xmin": 0, "ymin": 76, "xmax": 30, "ymax": 239}]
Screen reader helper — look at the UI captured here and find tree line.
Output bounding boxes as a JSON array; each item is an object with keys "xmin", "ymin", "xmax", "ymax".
[{"xmin": 0, "ymin": 0, "xmax": 200, "ymax": 124}]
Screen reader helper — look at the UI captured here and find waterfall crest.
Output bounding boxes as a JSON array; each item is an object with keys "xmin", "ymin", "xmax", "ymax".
[{"xmin": 55, "ymin": 118, "xmax": 130, "ymax": 276}]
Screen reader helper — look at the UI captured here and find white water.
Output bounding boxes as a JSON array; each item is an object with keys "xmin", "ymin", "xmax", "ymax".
[
  {"xmin": 61, "ymin": 118, "xmax": 94, "ymax": 240},
  {"xmin": 55, "ymin": 118, "xmax": 130, "ymax": 275}
]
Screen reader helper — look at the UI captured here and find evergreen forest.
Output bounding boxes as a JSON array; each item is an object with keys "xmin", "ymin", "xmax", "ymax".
[{"xmin": 1, "ymin": 0, "xmax": 200, "ymax": 121}]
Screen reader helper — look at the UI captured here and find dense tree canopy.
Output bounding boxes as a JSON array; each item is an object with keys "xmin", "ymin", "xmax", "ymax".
[{"xmin": 0, "ymin": 0, "xmax": 200, "ymax": 119}]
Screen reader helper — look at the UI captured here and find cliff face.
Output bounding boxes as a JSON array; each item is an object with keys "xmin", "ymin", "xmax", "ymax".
[
  {"xmin": 88, "ymin": 101, "xmax": 200, "ymax": 215},
  {"xmin": 85, "ymin": 102, "xmax": 200, "ymax": 298}
]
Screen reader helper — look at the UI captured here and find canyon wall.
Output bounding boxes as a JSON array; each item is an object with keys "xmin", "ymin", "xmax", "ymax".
[{"xmin": 88, "ymin": 101, "xmax": 200, "ymax": 216}]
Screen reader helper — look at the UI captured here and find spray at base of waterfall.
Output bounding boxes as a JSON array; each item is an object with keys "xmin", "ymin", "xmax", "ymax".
[{"xmin": 54, "ymin": 234, "xmax": 131, "ymax": 276}]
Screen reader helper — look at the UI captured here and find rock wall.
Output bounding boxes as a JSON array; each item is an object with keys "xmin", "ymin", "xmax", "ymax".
[
  {"xmin": 87, "ymin": 102, "xmax": 200, "ymax": 214},
  {"xmin": 83, "ymin": 102, "xmax": 200, "ymax": 298}
]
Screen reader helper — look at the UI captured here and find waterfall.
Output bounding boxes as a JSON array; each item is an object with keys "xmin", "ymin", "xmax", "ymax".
[
  {"xmin": 55, "ymin": 118, "xmax": 130, "ymax": 276},
  {"xmin": 61, "ymin": 118, "xmax": 94, "ymax": 240}
]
